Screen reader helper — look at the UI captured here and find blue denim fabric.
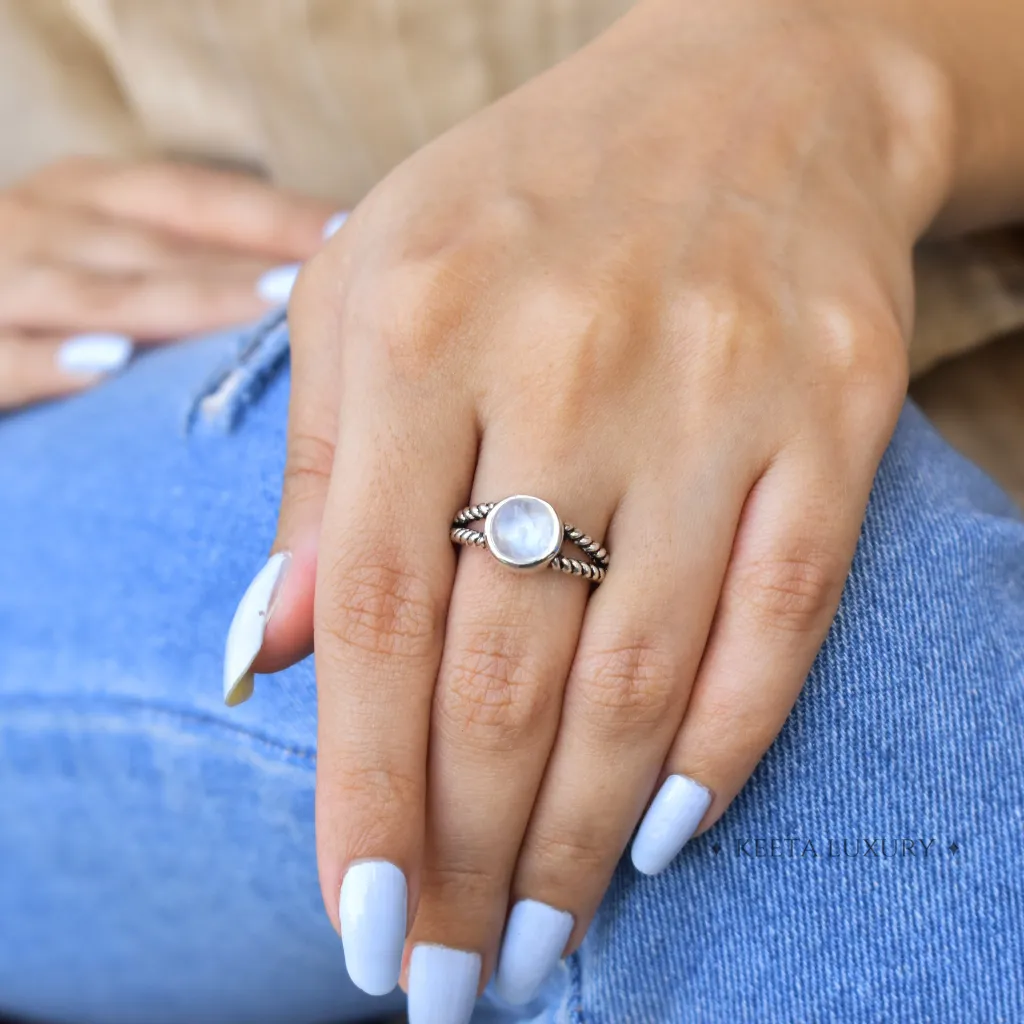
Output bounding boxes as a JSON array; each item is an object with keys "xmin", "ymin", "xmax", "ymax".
[{"xmin": 1, "ymin": 320, "xmax": 1022, "ymax": 1024}]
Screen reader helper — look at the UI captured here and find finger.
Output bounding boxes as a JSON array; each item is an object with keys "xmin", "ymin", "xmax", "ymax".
[
  {"xmin": 309, "ymin": 297, "xmax": 478, "ymax": 996},
  {"xmin": 0, "ymin": 331, "xmax": 132, "ymax": 409},
  {"xmin": 225, "ymin": 254, "xmax": 349, "ymax": 703},
  {"xmin": 29, "ymin": 158, "xmax": 337, "ymax": 259},
  {"xmin": 317, "ymin": 405, "xmax": 476, "ymax": 996},
  {"xmin": 7, "ymin": 196, "xmax": 281, "ymax": 277},
  {"xmin": 630, "ymin": 450, "xmax": 868, "ymax": 875},
  {"xmin": 0, "ymin": 262, "xmax": 280, "ymax": 338},
  {"xmin": 405, "ymin": 440, "xmax": 619, "ymax": 1017},
  {"xmin": 496, "ymin": 467, "xmax": 747, "ymax": 1004}
]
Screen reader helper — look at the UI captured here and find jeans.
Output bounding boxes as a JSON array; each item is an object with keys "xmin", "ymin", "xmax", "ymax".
[{"xmin": 1, "ymin": 313, "xmax": 1022, "ymax": 1024}]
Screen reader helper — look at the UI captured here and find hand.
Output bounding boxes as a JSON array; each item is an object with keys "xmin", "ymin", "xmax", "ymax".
[
  {"xmin": 228, "ymin": 0, "xmax": 953, "ymax": 1014},
  {"xmin": 0, "ymin": 157, "xmax": 336, "ymax": 409}
]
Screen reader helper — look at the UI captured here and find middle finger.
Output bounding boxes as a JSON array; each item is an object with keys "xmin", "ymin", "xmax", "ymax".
[{"xmin": 405, "ymin": 433, "xmax": 619, "ymax": 1022}]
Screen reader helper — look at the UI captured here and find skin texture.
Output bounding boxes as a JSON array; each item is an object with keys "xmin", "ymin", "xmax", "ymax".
[
  {"xmin": 246, "ymin": 0, "xmax": 997, "ymax": 992},
  {"xmin": 0, "ymin": 157, "xmax": 334, "ymax": 408}
]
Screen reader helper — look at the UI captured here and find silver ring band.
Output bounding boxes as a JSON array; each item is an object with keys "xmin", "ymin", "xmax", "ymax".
[{"xmin": 450, "ymin": 495, "xmax": 608, "ymax": 583}]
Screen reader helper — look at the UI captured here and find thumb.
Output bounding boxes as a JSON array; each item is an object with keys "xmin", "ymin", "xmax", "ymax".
[{"xmin": 222, "ymin": 253, "xmax": 344, "ymax": 705}]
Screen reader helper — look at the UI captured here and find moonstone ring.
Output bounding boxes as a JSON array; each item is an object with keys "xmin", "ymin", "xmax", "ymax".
[{"xmin": 450, "ymin": 495, "xmax": 609, "ymax": 582}]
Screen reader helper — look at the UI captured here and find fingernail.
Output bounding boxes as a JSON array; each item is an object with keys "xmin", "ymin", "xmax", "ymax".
[
  {"xmin": 631, "ymin": 774, "xmax": 713, "ymax": 875},
  {"xmin": 339, "ymin": 861, "xmax": 407, "ymax": 996},
  {"xmin": 322, "ymin": 210, "xmax": 349, "ymax": 240},
  {"xmin": 408, "ymin": 944, "xmax": 481, "ymax": 1024},
  {"xmin": 495, "ymin": 899, "xmax": 574, "ymax": 1005},
  {"xmin": 57, "ymin": 333, "xmax": 133, "ymax": 375},
  {"xmin": 256, "ymin": 263, "xmax": 301, "ymax": 305},
  {"xmin": 223, "ymin": 551, "xmax": 290, "ymax": 706}
]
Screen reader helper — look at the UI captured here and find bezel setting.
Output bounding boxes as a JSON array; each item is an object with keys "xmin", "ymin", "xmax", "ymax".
[{"xmin": 483, "ymin": 494, "xmax": 563, "ymax": 571}]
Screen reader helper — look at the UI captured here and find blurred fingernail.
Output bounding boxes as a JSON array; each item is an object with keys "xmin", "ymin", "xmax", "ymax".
[
  {"xmin": 631, "ymin": 774, "xmax": 713, "ymax": 875},
  {"xmin": 223, "ymin": 551, "xmax": 290, "ymax": 706},
  {"xmin": 322, "ymin": 210, "xmax": 349, "ymax": 239},
  {"xmin": 256, "ymin": 263, "xmax": 301, "ymax": 305},
  {"xmin": 57, "ymin": 332, "xmax": 133, "ymax": 375},
  {"xmin": 408, "ymin": 944, "xmax": 480, "ymax": 1024},
  {"xmin": 339, "ymin": 861, "xmax": 407, "ymax": 996},
  {"xmin": 495, "ymin": 899, "xmax": 574, "ymax": 1005}
]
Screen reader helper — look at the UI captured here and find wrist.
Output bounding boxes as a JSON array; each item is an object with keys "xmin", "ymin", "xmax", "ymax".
[
  {"xmin": 621, "ymin": 0, "xmax": 957, "ymax": 242},
  {"xmin": 840, "ymin": 13, "xmax": 957, "ymax": 241},
  {"xmin": 822, "ymin": 0, "xmax": 1024, "ymax": 234}
]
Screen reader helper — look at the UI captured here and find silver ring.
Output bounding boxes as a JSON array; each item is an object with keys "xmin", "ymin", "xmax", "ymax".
[{"xmin": 450, "ymin": 494, "xmax": 609, "ymax": 583}]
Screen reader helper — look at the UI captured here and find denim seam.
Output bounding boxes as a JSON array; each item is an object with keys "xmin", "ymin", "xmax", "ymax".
[
  {"xmin": 2, "ymin": 692, "xmax": 316, "ymax": 765},
  {"xmin": 564, "ymin": 951, "xmax": 586, "ymax": 1024},
  {"xmin": 183, "ymin": 308, "xmax": 290, "ymax": 435}
]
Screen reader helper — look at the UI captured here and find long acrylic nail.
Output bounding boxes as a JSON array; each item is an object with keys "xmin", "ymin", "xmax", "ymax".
[
  {"xmin": 408, "ymin": 944, "xmax": 481, "ymax": 1024},
  {"xmin": 256, "ymin": 263, "xmax": 301, "ymax": 305},
  {"xmin": 322, "ymin": 210, "xmax": 349, "ymax": 239},
  {"xmin": 339, "ymin": 861, "xmax": 407, "ymax": 996},
  {"xmin": 631, "ymin": 774, "xmax": 713, "ymax": 875},
  {"xmin": 495, "ymin": 899, "xmax": 574, "ymax": 1005},
  {"xmin": 222, "ymin": 552, "xmax": 290, "ymax": 706},
  {"xmin": 57, "ymin": 333, "xmax": 133, "ymax": 375}
]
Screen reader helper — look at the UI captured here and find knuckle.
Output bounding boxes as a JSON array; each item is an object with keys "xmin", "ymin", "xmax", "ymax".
[
  {"xmin": 676, "ymin": 284, "xmax": 747, "ymax": 342},
  {"xmin": 283, "ymin": 430, "xmax": 335, "ymax": 499},
  {"xmin": 317, "ymin": 559, "xmax": 441, "ymax": 662},
  {"xmin": 569, "ymin": 636, "xmax": 680, "ymax": 733},
  {"xmin": 523, "ymin": 825, "xmax": 610, "ymax": 877},
  {"xmin": 421, "ymin": 862, "xmax": 495, "ymax": 907},
  {"xmin": 685, "ymin": 693, "xmax": 778, "ymax": 766},
  {"xmin": 812, "ymin": 297, "xmax": 875, "ymax": 376},
  {"xmin": 811, "ymin": 297, "xmax": 909, "ymax": 417},
  {"xmin": 342, "ymin": 258, "xmax": 468, "ymax": 377},
  {"xmin": 324, "ymin": 760, "xmax": 421, "ymax": 830},
  {"xmin": 678, "ymin": 284, "xmax": 771, "ymax": 347},
  {"xmin": 670, "ymin": 283, "xmax": 775, "ymax": 389},
  {"xmin": 501, "ymin": 286, "xmax": 628, "ymax": 433},
  {"xmin": 437, "ymin": 628, "xmax": 554, "ymax": 748},
  {"xmin": 730, "ymin": 549, "xmax": 845, "ymax": 634}
]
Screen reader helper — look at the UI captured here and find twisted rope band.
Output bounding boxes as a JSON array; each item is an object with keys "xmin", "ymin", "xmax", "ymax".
[{"xmin": 451, "ymin": 500, "xmax": 608, "ymax": 583}]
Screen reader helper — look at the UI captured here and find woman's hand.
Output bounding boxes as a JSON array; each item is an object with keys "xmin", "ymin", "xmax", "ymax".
[
  {"xmin": 229, "ymin": 0, "xmax": 954, "ymax": 1014},
  {"xmin": 0, "ymin": 157, "xmax": 335, "ymax": 409}
]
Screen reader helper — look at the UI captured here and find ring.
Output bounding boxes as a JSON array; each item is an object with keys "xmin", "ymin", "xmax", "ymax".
[{"xmin": 450, "ymin": 494, "xmax": 609, "ymax": 582}]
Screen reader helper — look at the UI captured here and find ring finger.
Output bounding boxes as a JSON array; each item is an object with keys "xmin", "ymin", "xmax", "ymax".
[{"xmin": 496, "ymin": 463, "xmax": 754, "ymax": 1004}]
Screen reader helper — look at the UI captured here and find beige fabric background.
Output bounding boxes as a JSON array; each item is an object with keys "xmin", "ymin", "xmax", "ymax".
[
  {"xmin": 1, "ymin": 0, "xmax": 631, "ymax": 200},
  {"xmin": 0, "ymin": 0, "xmax": 1022, "ymax": 492}
]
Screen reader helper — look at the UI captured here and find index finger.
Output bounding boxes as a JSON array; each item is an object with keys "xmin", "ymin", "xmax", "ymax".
[{"xmin": 302, "ymin": 277, "xmax": 478, "ymax": 995}]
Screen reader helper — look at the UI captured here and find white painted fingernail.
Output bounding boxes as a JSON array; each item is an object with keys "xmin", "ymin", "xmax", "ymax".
[
  {"xmin": 631, "ymin": 774, "xmax": 713, "ymax": 875},
  {"xmin": 322, "ymin": 210, "xmax": 349, "ymax": 239},
  {"xmin": 495, "ymin": 899, "xmax": 574, "ymax": 1005},
  {"xmin": 339, "ymin": 861, "xmax": 407, "ymax": 996},
  {"xmin": 57, "ymin": 333, "xmax": 133, "ymax": 375},
  {"xmin": 408, "ymin": 944, "xmax": 481, "ymax": 1024},
  {"xmin": 256, "ymin": 263, "xmax": 301, "ymax": 305},
  {"xmin": 223, "ymin": 552, "xmax": 290, "ymax": 706}
]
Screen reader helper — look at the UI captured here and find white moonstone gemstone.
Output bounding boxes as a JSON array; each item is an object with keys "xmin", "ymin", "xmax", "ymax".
[{"xmin": 485, "ymin": 495, "xmax": 562, "ymax": 569}]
